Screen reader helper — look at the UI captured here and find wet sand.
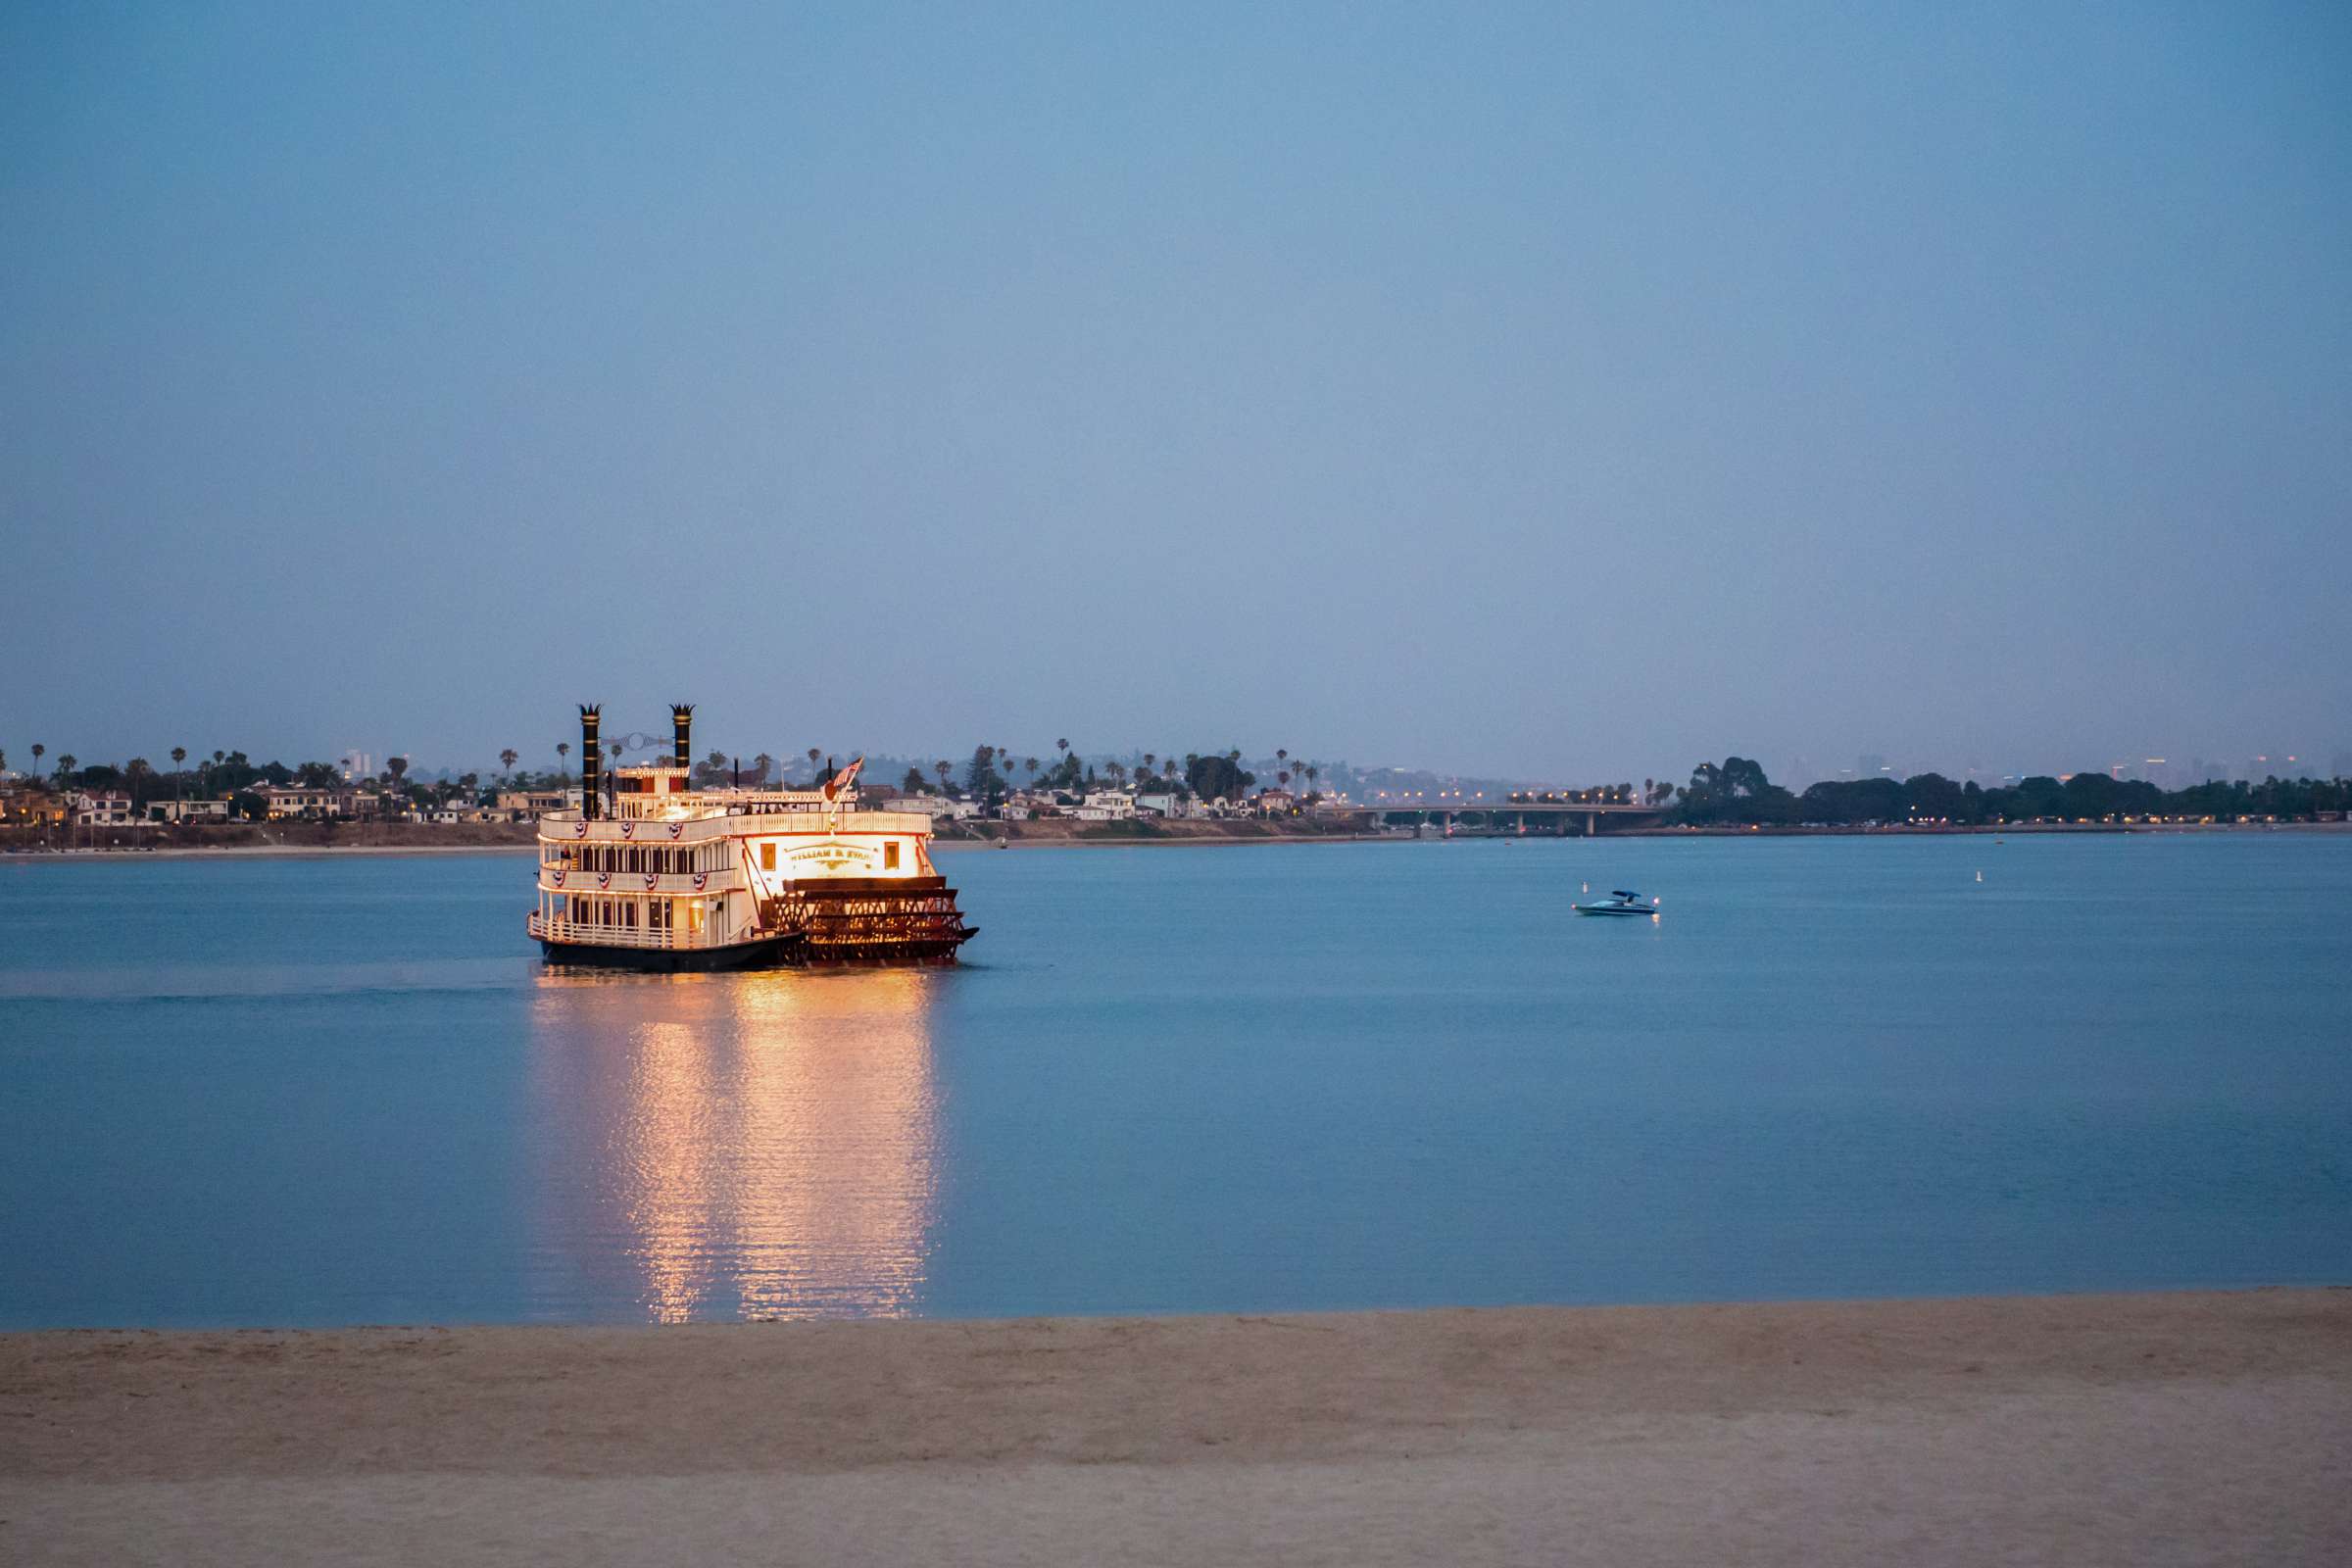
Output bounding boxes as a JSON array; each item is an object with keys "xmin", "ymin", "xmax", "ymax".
[{"xmin": 4, "ymin": 1290, "xmax": 2347, "ymax": 1566}]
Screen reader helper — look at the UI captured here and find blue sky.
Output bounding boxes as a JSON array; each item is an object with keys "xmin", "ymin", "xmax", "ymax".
[{"xmin": 4, "ymin": 3, "xmax": 2347, "ymax": 781}]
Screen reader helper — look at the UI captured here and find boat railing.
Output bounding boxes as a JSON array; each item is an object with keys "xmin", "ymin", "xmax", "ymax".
[
  {"xmin": 528, "ymin": 912, "xmax": 729, "ymax": 950},
  {"xmin": 536, "ymin": 805, "xmax": 928, "ymax": 839},
  {"xmin": 537, "ymin": 869, "xmax": 742, "ymax": 894}
]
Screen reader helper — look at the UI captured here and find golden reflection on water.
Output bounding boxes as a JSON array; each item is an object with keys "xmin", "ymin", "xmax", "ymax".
[{"xmin": 526, "ymin": 968, "xmax": 943, "ymax": 1322}]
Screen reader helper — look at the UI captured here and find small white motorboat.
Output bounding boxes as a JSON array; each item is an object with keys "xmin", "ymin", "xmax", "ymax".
[{"xmin": 1573, "ymin": 889, "xmax": 1659, "ymax": 917}]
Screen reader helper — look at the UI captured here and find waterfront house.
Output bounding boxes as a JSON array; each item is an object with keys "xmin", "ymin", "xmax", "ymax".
[
  {"xmin": 2, "ymin": 786, "xmax": 67, "ymax": 826},
  {"xmin": 885, "ymin": 794, "xmax": 957, "ymax": 820},
  {"xmin": 72, "ymin": 792, "xmax": 137, "ymax": 826},
  {"xmin": 494, "ymin": 789, "xmax": 578, "ymax": 821},
  {"xmin": 146, "ymin": 798, "xmax": 231, "ymax": 824},
  {"xmin": 3, "ymin": 786, "xmax": 45, "ymax": 824},
  {"xmin": 1134, "ymin": 792, "xmax": 1198, "ymax": 819},
  {"xmin": 1076, "ymin": 791, "xmax": 1136, "ymax": 821},
  {"xmin": 1253, "ymin": 789, "xmax": 1298, "ymax": 816},
  {"xmin": 262, "ymin": 786, "xmax": 344, "ymax": 820}
]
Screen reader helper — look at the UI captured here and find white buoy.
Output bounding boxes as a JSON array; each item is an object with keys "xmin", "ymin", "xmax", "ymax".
[{"xmin": 1976, "ymin": 870, "xmax": 1984, "ymax": 882}]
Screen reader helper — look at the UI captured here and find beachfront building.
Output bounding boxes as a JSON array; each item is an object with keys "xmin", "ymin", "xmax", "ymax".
[
  {"xmin": 146, "ymin": 798, "xmax": 231, "ymax": 824},
  {"xmin": 1075, "ymin": 791, "xmax": 1136, "ymax": 821},
  {"xmin": 495, "ymin": 789, "xmax": 579, "ymax": 820},
  {"xmin": 885, "ymin": 794, "xmax": 957, "ymax": 820},
  {"xmin": 262, "ymin": 785, "xmax": 344, "ymax": 820},
  {"xmin": 0, "ymin": 786, "xmax": 66, "ymax": 825},
  {"xmin": 72, "ymin": 792, "xmax": 136, "ymax": 826},
  {"xmin": 1254, "ymin": 789, "xmax": 1298, "ymax": 816},
  {"xmin": 1134, "ymin": 792, "xmax": 1199, "ymax": 819}
]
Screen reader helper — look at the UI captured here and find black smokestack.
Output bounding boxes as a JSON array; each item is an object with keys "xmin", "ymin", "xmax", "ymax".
[
  {"xmin": 580, "ymin": 705, "xmax": 602, "ymax": 820},
  {"xmin": 671, "ymin": 704, "xmax": 694, "ymax": 770}
]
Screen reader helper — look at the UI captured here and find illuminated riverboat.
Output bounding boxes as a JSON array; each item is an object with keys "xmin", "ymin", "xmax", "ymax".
[{"xmin": 527, "ymin": 705, "xmax": 976, "ymax": 970}]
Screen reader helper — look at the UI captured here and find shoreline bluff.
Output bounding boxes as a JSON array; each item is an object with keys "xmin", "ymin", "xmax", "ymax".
[{"xmin": 4, "ymin": 1289, "xmax": 2346, "ymax": 1566}]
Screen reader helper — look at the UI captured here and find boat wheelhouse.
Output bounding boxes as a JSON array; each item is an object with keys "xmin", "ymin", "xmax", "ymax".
[{"xmin": 527, "ymin": 704, "xmax": 976, "ymax": 970}]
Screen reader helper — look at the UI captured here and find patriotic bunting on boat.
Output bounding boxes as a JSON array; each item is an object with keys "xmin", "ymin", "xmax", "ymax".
[
  {"xmin": 643, "ymin": 872, "xmax": 658, "ymax": 890},
  {"xmin": 620, "ymin": 820, "xmax": 636, "ymax": 839},
  {"xmin": 551, "ymin": 867, "xmax": 565, "ymax": 887},
  {"xmin": 692, "ymin": 871, "xmax": 709, "ymax": 891},
  {"xmin": 667, "ymin": 821, "xmax": 683, "ymax": 838},
  {"xmin": 597, "ymin": 870, "xmax": 612, "ymax": 889},
  {"xmin": 573, "ymin": 819, "xmax": 588, "ymax": 837}
]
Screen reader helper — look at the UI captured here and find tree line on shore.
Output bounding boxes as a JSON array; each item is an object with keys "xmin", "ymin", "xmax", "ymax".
[
  {"xmin": 0, "ymin": 746, "xmax": 535, "ymax": 818},
  {"xmin": 0, "ymin": 735, "xmax": 1326, "ymax": 817},
  {"xmin": 892, "ymin": 743, "xmax": 1296, "ymax": 808},
  {"xmin": 14, "ymin": 739, "xmax": 2342, "ymax": 829},
  {"xmin": 1670, "ymin": 757, "xmax": 2350, "ymax": 826}
]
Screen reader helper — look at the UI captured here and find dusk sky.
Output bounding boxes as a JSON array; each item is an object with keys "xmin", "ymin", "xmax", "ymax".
[{"xmin": 5, "ymin": 3, "xmax": 2347, "ymax": 783}]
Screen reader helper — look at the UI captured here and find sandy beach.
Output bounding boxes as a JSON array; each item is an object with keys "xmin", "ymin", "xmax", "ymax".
[{"xmin": 4, "ymin": 1290, "xmax": 2346, "ymax": 1566}]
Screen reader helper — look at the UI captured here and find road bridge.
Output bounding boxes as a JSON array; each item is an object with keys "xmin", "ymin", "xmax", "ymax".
[{"xmin": 1367, "ymin": 800, "xmax": 1667, "ymax": 836}]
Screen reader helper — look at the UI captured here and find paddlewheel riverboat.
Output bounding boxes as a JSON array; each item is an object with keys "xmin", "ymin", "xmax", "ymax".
[{"xmin": 526, "ymin": 705, "xmax": 976, "ymax": 970}]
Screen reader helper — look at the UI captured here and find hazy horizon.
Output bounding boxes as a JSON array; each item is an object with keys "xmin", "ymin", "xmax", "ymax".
[{"xmin": 6, "ymin": 4, "xmax": 2347, "ymax": 781}]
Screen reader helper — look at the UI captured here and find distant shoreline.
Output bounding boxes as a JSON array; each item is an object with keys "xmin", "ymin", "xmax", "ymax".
[{"xmin": 4, "ymin": 817, "xmax": 2345, "ymax": 862}]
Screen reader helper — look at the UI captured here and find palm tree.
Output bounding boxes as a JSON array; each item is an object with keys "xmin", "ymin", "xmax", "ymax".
[
  {"xmin": 935, "ymin": 760, "xmax": 953, "ymax": 794},
  {"xmin": 30, "ymin": 744, "xmax": 43, "ymax": 780},
  {"xmin": 808, "ymin": 747, "xmax": 822, "ymax": 782},
  {"xmin": 556, "ymin": 741, "xmax": 569, "ymax": 783},
  {"xmin": 500, "ymin": 749, "xmax": 518, "ymax": 783},
  {"xmin": 1304, "ymin": 763, "xmax": 1319, "ymax": 794},
  {"xmin": 1023, "ymin": 757, "xmax": 1039, "ymax": 784},
  {"xmin": 388, "ymin": 757, "xmax": 409, "ymax": 786},
  {"xmin": 57, "ymin": 753, "xmax": 77, "ymax": 787},
  {"xmin": 170, "ymin": 747, "xmax": 187, "ymax": 799}
]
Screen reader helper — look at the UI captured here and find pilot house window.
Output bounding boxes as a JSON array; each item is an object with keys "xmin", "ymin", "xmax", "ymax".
[
  {"xmin": 883, "ymin": 842, "xmax": 900, "ymax": 870},
  {"xmin": 760, "ymin": 843, "xmax": 776, "ymax": 871}
]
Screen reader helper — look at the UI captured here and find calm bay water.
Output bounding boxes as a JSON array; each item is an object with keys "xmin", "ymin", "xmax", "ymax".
[{"xmin": 2, "ymin": 835, "xmax": 2347, "ymax": 1328}]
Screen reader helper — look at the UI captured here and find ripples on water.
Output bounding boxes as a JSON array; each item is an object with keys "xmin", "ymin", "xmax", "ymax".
[{"xmin": 1, "ymin": 836, "xmax": 2348, "ymax": 1327}]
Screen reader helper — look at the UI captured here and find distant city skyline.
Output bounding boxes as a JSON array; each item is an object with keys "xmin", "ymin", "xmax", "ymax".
[{"xmin": 5, "ymin": 6, "xmax": 2347, "ymax": 777}]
